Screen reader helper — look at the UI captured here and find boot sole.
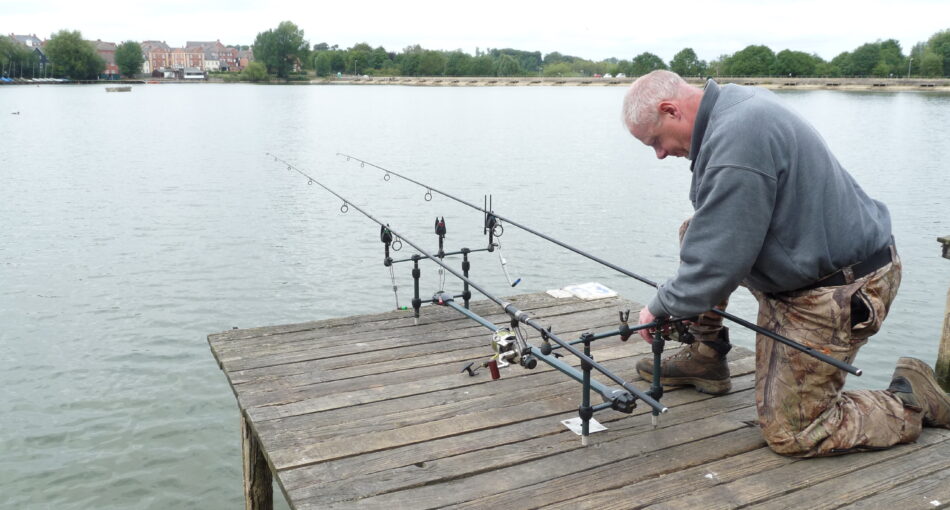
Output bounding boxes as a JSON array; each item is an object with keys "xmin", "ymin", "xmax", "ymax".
[
  {"xmin": 637, "ymin": 368, "xmax": 732, "ymax": 395},
  {"xmin": 895, "ymin": 357, "xmax": 950, "ymax": 428}
]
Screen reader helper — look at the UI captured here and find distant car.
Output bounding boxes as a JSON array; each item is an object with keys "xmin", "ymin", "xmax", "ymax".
[
  {"xmin": 604, "ymin": 73, "xmax": 613, "ymax": 78},
  {"xmin": 594, "ymin": 74, "xmax": 602, "ymax": 78},
  {"xmin": 617, "ymin": 73, "xmax": 626, "ymax": 78}
]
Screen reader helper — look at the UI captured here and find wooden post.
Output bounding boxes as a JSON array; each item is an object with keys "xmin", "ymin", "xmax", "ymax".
[
  {"xmin": 937, "ymin": 236, "xmax": 950, "ymax": 392},
  {"xmin": 242, "ymin": 413, "xmax": 273, "ymax": 510}
]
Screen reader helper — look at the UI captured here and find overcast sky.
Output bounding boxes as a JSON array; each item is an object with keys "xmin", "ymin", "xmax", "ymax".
[{"xmin": 4, "ymin": 0, "xmax": 949, "ymax": 62}]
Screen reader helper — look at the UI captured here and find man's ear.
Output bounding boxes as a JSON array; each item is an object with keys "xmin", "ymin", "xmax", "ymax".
[{"xmin": 658, "ymin": 101, "xmax": 679, "ymax": 119}]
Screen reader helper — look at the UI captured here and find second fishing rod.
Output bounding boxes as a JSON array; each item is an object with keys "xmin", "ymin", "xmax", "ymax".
[{"xmin": 337, "ymin": 152, "xmax": 863, "ymax": 377}]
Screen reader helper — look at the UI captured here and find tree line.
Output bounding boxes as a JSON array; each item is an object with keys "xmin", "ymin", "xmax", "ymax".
[
  {"xmin": 1, "ymin": 30, "xmax": 144, "ymax": 79},
  {"xmin": 250, "ymin": 22, "xmax": 950, "ymax": 81},
  {"xmin": 4, "ymin": 23, "xmax": 949, "ymax": 81}
]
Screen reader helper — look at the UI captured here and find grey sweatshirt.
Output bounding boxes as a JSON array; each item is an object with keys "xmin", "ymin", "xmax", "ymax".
[{"xmin": 648, "ymin": 80, "xmax": 892, "ymax": 319}]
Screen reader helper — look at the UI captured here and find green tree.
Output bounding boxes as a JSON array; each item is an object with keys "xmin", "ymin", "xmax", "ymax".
[
  {"xmin": 871, "ymin": 60, "xmax": 890, "ymax": 77},
  {"xmin": 629, "ymin": 52, "xmax": 667, "ymax": 75},
  {"xmin": 725, "ymin": 45, "xmax": 775, "ymax": 76},
  {"xmin": 44, "ymin": 30, "xmax": 105, "ymax": 79},
  {"xmin": 543, "ymin": 52, "xmax": 572, "ymax": 65},
  {"xmin": 0, "ymin": 36, "xmax": 37, "ymax": 77},
  {"xmin": 490, "ymin": 48, "xmax": 541, "ymax": 73},
  {"xmin": 252, "ymin": 21, "xmax": 307, "ymax": 79},
  {"xmin": 417, "ymin": 50, "xmax": 446, "ymax": 75},
  {"xmin": 669, "ymin": 48, "xmax": 705, "ymax": 76},
  {"xmin": 849, "ymin": 42, "xmax": 880, "ymax": 76},
  {"xmin": 397, "ymin": 44, "xmax": 423, "ymax": 75},
  {"xmin": 920, "ymin": 50, "xmax": 943, "ymax": 77},
  {"xmin": 814, "ymin": 61, "xmax": 840, "ymax": 77},
  {"xmin": 494, "ymin": 54, "xmax": 522, "ymax": 76},
  {"xmin": 114, "ymin": 41, "xmax": 143, "ymax": 78},
  {"xmin": 706, "ymin": 54, "xmax": 730, "ymax": 77},
  {"xmin": 542, "ymin": 62, "xmax": 573, "ymax": 77},
  {"xmin": 467, "ymin": 55, "xmax": 494, "ymax": 76},
  {"xmin": 240, "ymin": 61, "xmax": 268, "ymax": 82},
  {"xmin": 926, "ymin": 29, "xmax": 950, "ymax": 77},
  {"xmin": 909, "ymin": 42, "xmax": 927, "ymax": 76},
  {"xmin": 313, "ymin": 51, "xmax": 332, "ymax": 76},
  {"xmin": 347, "ymin": 45, "xmax": 371, "ymax": 74},
  {"xmin": 831, "ymin": 51, "xmax": 854, "ymax": 75},
  {"xmin": 445, "ymin": 51, "xmax": 472, "ymax": 76},
  {"xmin": 878, "ymin": 39, "xmax": 904, "ymax": 76},
  {"xmin": 773, "ymin": 49, "xmax": 818, "ymax": 76}
]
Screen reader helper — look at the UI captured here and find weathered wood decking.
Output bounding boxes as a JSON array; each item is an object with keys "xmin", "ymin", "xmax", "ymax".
[{"xmin": 208, "ymin": 292, "xmax": 950, "ymax": 509}]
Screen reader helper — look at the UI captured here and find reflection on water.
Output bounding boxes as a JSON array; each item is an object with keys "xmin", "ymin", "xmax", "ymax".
[{"xmin": 0, "ymin": 84, "xmax": 947, "ymax": 508}]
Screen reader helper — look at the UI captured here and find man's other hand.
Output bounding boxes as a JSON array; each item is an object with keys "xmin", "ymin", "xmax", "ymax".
[{"xmin": 638, "ymin": 307, "xmax": 657, "ymax": 343}]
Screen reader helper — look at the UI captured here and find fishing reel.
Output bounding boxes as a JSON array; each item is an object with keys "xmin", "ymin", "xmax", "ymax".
[{"xmin": 482, "ymin": 326, "xmax": 537, "ymax": 379}]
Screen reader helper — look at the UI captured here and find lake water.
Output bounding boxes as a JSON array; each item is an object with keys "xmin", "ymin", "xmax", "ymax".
[{"xmin": 1, "ymin": 83, "xmax": 948, "ymax": 508}]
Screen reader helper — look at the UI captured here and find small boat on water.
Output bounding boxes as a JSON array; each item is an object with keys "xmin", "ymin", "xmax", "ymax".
[{"xmin": 105, "ymin": 86, "xmax": 132, "ymax": 92}]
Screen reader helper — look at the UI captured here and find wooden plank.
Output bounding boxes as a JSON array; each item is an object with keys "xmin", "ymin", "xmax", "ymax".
[
  {"xmin": 215, "ymin": 298, "xmax": 629, "ymax": 372},
  {"xmin": 744, "ymin": 429, "xmax": 950, "ymax": 510},
  {"xmin": 256, "ymin": 354, "xmax": 647, "ymax": 442},
  {"xmin": 242, "ymin": 413, "xmax": 273, "ymax": 510},
  {"xmin": 239, "ymin": 340, "xmax": 654, "ymax": 419},
  {"xmin": 280, "ymin": 367, "xmax": 757, "ymax": 499},
  {"xmin": 836, "ymin": 457, "xmax": 950, "ymax": 509},
  {"xmin": 282, "ymin": 357, "xmax": 756, "ymax": 507},
  {"xmin": 545, "ymin": 446, "xmax": 788, "ymax": 510},
  {"xmin": 260, "ymin": 349, "xmax": 682, "ymax": 464},
  {"xmin": 304, "ymin": 418, "xmax": 763, "ymax": 509},
  {"xmin": 289, "ymin": 378, "xmax": 758, "ymax": 508},
  {"xmin": 640, "ymin": 429, "xmax": 950, "ymax": 510},
  {"xmin": 227, "ymin": 305, "xmax": 628, "ymax": 391},
  {"xmin": 211, "ymin": 293, "xmax": 609, "ymax": 350},
  {"xmin": 550, "ymin": 428, "xmax": 950, "ymax": 510}
]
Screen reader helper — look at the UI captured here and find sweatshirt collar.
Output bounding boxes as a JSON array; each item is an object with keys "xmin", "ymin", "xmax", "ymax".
[{"xmin": 689, "ymin": 79, "xmax": 720, "ymax": 171}]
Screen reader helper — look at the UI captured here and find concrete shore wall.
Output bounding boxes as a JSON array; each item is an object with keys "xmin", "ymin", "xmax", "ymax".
[{"xmin": 317, "ymin": 75, "xmax": 950, "ymax": 92}]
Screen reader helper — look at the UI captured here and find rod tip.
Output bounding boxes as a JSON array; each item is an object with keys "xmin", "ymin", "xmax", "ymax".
[
  {"xmin": 661, "ymin": 407, "xmax": 669, "ymax": 414},
  {"xmin": 855, "ymin": 369, "xmax": 863, "ymax": 376}
]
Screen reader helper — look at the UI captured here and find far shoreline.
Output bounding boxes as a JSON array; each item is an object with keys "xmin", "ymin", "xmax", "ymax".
[
  {"xmin": 4, "ymin": 76, "xmax": 949, "ymax": 92},
  {"xmin": 306, "ymin": 75, "xmax": 950, "ymax": 92}
]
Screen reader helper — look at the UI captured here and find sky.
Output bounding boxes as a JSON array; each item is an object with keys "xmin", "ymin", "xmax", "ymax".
[{"xmin": 3, "ymin": 0, "xmax": 949, "ymax": 62}]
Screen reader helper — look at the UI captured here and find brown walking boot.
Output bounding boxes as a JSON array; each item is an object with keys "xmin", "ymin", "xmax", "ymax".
[
  {"xmin": 887, "ymin": 357, "xmax": 950, "ymax": 428},
  {"xmin": 636, "ymin": 328, "xmax": 732, "ymax": 395}
]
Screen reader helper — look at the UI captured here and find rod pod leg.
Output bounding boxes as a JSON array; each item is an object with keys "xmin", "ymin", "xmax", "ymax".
[
  {"xmin": 650, "ymin": 326, "xmax": 666, "ymax": 428},
  {"xmin": 579, "ymin": 333, "xmax": 594, "ymax": 446},
  {"xmin": 461, "ymin": 249, "xmax": 471, "ymax": 309},
  {"xmin": 411, "ymin": 256, "xmax": 422, "ymax": 325}
]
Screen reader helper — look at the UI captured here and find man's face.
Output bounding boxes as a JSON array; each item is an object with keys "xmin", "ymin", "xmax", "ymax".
[{"xmin": 629, "ymin": 103, "xmax": 692, "ymax": 159}]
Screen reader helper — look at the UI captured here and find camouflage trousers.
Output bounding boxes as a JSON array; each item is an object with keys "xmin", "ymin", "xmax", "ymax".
[
  {"xmin": 750, "ymin": 253, "xmax": 920, "ymax": 457},
  {"xmin": 678, "ymin": 223, "xmax": 921, "ymax": 456}
]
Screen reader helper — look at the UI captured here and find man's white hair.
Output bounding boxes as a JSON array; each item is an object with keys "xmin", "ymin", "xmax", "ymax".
[{"xmin": 622, "ymin": 70, "xmax": 689, "ymax": 129}]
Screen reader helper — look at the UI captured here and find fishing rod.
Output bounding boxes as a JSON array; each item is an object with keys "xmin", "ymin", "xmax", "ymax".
[
  {"xmin": 269, "ymin": 153, "xmax": 683, "ymax": 443},
  {"xmin": 337, "ymin": 153, "xmax": 863, "ymax": 377}
]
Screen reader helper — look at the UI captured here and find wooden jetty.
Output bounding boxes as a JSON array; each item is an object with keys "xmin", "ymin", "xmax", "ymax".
[{"xmin": 208, "ymin": 292, "xmax": 950, "ymax": 509}]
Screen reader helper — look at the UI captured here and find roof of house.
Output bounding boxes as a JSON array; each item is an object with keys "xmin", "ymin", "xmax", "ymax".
[
  {"xmin": 93, "ymin": 40, "xmax": 117, "ymax": 52},
  {"xmin": 10, "ymin": 34, "xmax": 43, "ymax": 47}
]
